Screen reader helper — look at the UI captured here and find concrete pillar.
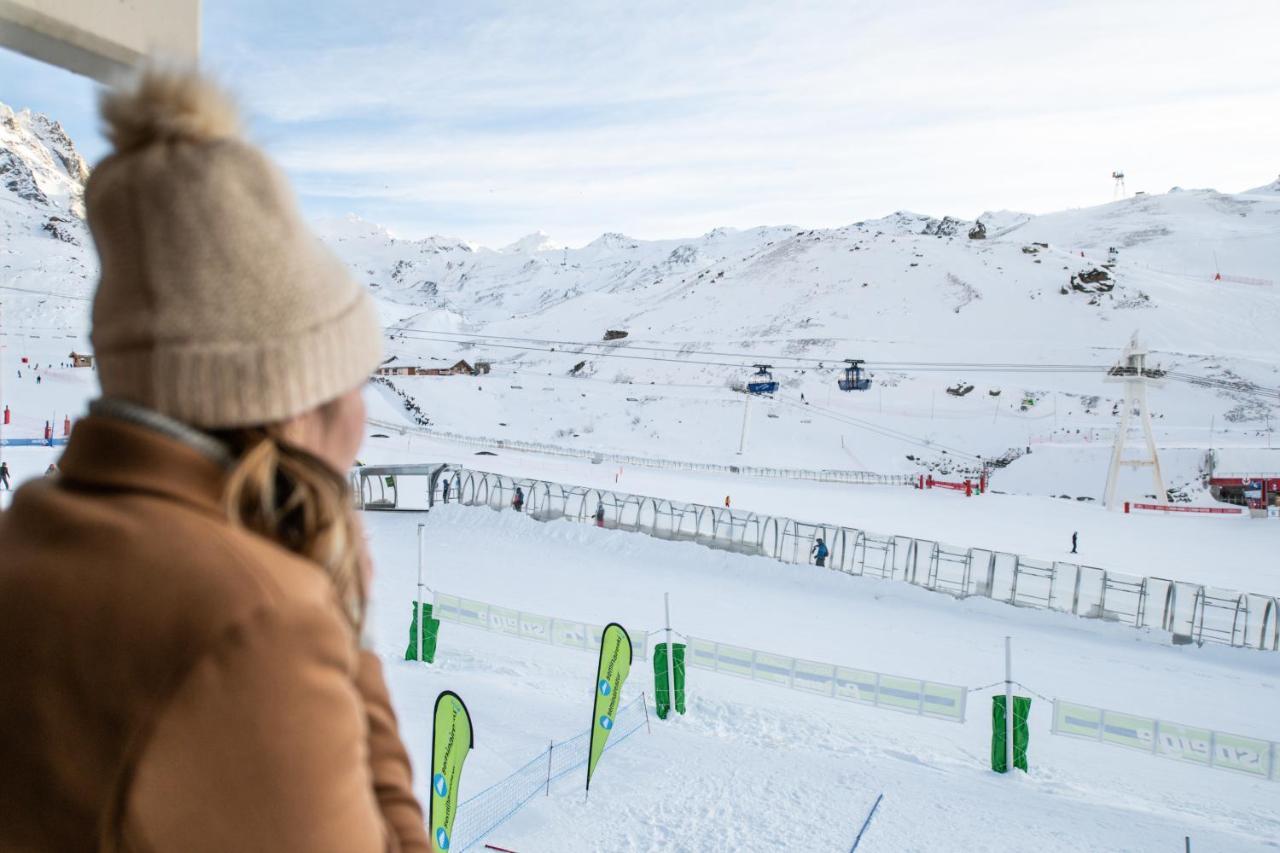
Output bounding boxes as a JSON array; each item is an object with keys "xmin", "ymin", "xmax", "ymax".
[{"xmin": 0, "ymin": 0, "xmax": 200, "ymax": 83}]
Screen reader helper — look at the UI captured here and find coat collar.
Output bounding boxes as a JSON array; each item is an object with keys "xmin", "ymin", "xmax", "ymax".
[{"xmin": 57, "ymin": 401, "xmax": 233, "ymax": 515}]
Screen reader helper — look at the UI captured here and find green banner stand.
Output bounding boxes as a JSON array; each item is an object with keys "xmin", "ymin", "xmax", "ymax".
[
  {"xmin": 429, "ymin": 691, "xmax": 473, "ymax": 853},
  {"xmin": 653, "ymin": 642, "xmax": 687, "ymax": 719},
  {"xmin": 405, "ymin": 601, "xmax": 440, "ymax": 663},
  {"xmin": 991, "ymin": 695, "xmax": 1031, "ymax": 772},
  {"xmin": 587, "ymin": 623, "xmax": 633, "ymax": 792}
]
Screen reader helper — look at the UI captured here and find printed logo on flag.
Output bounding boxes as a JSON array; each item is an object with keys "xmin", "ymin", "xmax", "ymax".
[
  {"xmin": 430, "ymin": 691, "xmax": 473, "ymax": 853},
  {"xmin": 599, "ymin": 714, "xmax": 614, "ymax": 730},
  {"xmin": 598, "ymin": 678, "xmax": 612, "ymax": 696}
]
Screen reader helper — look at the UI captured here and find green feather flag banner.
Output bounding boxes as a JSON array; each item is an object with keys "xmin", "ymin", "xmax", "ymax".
[
  {"xmin": 430, "ymin": 691, "xmax": 474, "ymax": 851},
  {"xmin": 586, "ymin": 623, "xmax": 633, "ymax": 791}
]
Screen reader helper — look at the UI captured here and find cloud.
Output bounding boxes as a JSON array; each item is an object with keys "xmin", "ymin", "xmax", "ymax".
[{"xmin": 6, "ymin": 0, "xmax": 1277, "ymax": 246}]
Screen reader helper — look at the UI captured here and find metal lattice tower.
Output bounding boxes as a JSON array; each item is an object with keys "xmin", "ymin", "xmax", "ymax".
[
  {"xmin": 1103, "ymin": 332, "xmax": 1166, "ymax": 509},
  {"xmin": 1112, "ymin": 170, "xmax": 1126, "ymax": 199}
]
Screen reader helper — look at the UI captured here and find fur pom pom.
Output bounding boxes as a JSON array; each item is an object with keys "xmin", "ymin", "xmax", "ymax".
[{"xmin": 100, "ymin": 69, "xmax": 241, "ymax": 153}]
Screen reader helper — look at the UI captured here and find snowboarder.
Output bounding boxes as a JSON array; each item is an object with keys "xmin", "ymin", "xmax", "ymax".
[
  {"xmin": 1070, "ymin": 531, "xmax": 1078, "ymax": 554},
  {"xmin": 512, "ymin": 486, "xmax": 525, "ymax": 512},
  {"xmin": 811, "ymin": 537, "xmax": 829, "ymax": 567},
  {"xmin": 0, "ymin": 461, "xmax": 10, "ymax": 490}
]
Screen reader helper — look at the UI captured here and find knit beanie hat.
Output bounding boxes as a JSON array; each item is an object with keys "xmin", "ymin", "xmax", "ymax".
[{"xmin": 85, "ymin": 70, "xmax": 382, "ymax": 429}]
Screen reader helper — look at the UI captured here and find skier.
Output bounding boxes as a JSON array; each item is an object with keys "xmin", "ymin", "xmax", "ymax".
[
  {"xmin": 441, "ymin": 479, "xmax": 450, "ymax": 504},
  {"xmin": 811, "ymin": 537, "xmax": 829, "ymax": 567},
  {"xmin": 0, "ymin": 71, "xmax": 428, "ymax": 851},
  {"xmin": 0, "ymin": 461, "xmax": 10, "ymax": 490},
  {"xmin": 1070, "ymin": 531, "xmax": 1078, "ymax": 554},
  {"xmin": 595, "ymin": 500, "xmax": 605, "ymax": 528},
  {"xmin": 512, "ymin": 486, "xmax": 525, "ymax": 512}
]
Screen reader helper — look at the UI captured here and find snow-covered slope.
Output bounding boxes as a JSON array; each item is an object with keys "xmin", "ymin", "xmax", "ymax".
[
  {"xmin": 2, "ymin": 100, "xmax": 1278, "ymax": 498},
  {"xmin": 0, "ymin": 103, "xmax": 94, "ymax": 331}
]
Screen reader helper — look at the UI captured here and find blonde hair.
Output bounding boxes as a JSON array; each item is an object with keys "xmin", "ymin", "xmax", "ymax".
[{"xmin": 215, "ymin": 423, "xmax": 365, "ymax": 631}]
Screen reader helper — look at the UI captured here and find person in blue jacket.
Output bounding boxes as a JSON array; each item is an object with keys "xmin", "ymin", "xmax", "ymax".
[{"xmin": 812, "ymin": 537, "xmax": 829, "ymax": 567}]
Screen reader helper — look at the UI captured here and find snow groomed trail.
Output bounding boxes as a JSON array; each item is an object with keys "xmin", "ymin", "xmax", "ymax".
[{"xmin": 364, "ymin": 507, "xmax": 1279, "ymax": 852}]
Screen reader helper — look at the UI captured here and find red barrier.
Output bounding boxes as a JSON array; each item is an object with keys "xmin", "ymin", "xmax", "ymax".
[
  {"xmin": 928, "ymin": 477, "xmax": 975, "ymax": 495},
  {"xmin": 1130, "ymin": 503, "xmax": 1244, "ymax": 515}
]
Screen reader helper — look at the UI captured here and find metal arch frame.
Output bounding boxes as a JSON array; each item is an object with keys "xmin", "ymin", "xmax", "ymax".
[
  {"xmin": 925, "ymin": 543, "xmax": 975, "ymax": 597},
  {"xmin": 1139, "ymin": 576, "xmax": 1179, "ymax": 632},
  {"xmin": 1232, "ymin": 593, "xmax": 1250, "ymax": 648},
  {"xmin": 759, "ymin": 514, "xmax": 783, "ymax": 559},
  {"xmin": 1259, "ymin": 597, "xmax": 1280, "ymax": 651},
  {"xmin": 636, "ymin": 496, "xmax": 660, "ymax": 533},
  {"xmin": 1010, "ymin": 556, "xmax": 1056, "ymax": 609},
  {"xmin": 1190, "ymin": 586, "xmax": 1209, "ymax": 644}
]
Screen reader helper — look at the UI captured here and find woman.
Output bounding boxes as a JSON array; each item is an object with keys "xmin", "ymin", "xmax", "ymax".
[{"xmin": 0, "ymin": 71, "xmax": 428, "ymax": 851}]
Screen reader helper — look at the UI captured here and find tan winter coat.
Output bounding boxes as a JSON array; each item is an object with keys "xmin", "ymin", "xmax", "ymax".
[{"xmin": 0, "ymin": 413, "xmax": 429, "ymax": 852}]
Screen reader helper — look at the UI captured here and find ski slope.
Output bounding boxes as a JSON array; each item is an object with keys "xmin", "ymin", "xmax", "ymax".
[
  {"xmin": 3, "ymin": 93, "xmax": 1280, "ymax": 851},
  {"xmin": 364, "ymin": 506, "xmax": 1280, "ymax": 852}
]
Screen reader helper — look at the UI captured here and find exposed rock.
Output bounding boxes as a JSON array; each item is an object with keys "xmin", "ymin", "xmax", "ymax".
[
  {"xmin": 921, "ymin": 216, "xmax": 968, "ymax": 237},
  {"xmin": 1, "ymin": 148, "xmax": 48, "ymax": 204},
  {"xmin": 42, "ymin": 215, "xmax": 79, "ymax": 244}
]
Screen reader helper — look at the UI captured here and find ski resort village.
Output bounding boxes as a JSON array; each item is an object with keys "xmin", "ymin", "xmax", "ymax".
[{"xmin": 1, "ymin": 3, "xmax": 1279, "ymax": 852}]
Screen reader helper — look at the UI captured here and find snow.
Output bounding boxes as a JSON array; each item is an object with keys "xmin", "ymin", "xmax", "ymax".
[
  {"xmin": 4, "ymin": 97, "xmax": 1280, "ymax": 851},
  {"xmin": 364, "ymin": 506, "xmax": 1280, "ymax": 852}
]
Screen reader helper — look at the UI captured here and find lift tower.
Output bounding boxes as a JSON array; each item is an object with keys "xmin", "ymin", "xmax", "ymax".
[{"xmin": 1103, "ymin": 332, "xmax": 1166, "ymax": 509}]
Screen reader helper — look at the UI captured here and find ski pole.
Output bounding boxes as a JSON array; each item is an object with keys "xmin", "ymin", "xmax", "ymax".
[{"xmin": 849, "ymin": 792, "xmax": 884, "ymax": 852}]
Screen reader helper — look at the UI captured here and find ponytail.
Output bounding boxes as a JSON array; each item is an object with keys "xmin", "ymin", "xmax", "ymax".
[{"xmin": 215, "ymin": 424, "xmax": 366, "ymax": 632}]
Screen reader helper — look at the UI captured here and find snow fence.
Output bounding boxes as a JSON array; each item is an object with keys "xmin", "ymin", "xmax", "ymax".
[
  {"xmin": 685, "ymin": 636, "xmax": 967, "ymax": 722},
  {"xmin": 432, "ymin": 590, "xmax": 966, "ymax": 723},
  {"xmin": 449, "ymin": 693, "xmax": 648, "ymax": 852},
  {"xmin": 355, "ymin": 464, "xmax": 1280, "ymax": 652},
  {"xmin": 433, "ymin": 591, "xmax": 649, "ymax": 661},
  {"xmin": 429, "ymin": 587, "xmax": 1280, "ymax": 784},
  {"xmin": 1052, "ymin": 699, "xmax": 1278, "ymax": 782}
]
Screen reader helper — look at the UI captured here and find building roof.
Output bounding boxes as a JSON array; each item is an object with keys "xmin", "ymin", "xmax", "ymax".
[{"xmin": 1211, "ymin": 447, "xmax": 1280, "ymax": 477}]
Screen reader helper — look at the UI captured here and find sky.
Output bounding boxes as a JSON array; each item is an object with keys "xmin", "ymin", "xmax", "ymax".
[{"xmin": 2, "ymin": 0, "xmax": 1279, "ymax": 247}]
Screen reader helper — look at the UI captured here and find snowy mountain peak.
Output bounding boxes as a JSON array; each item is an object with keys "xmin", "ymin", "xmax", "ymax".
[
  {"xmin": 585, "ymin": 232, "xmax": 640, "ymax": 252},
  {"xmin": 1, "ymin": 103, "xmax": 89, "ymax": 206},
  {"xmin": 501, "ymin": 231, "xmax": 558, "ymax": 254},
  {"xmin": 1244, "ymin": 175, "xmax": 1280, "ymax": 194}
]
